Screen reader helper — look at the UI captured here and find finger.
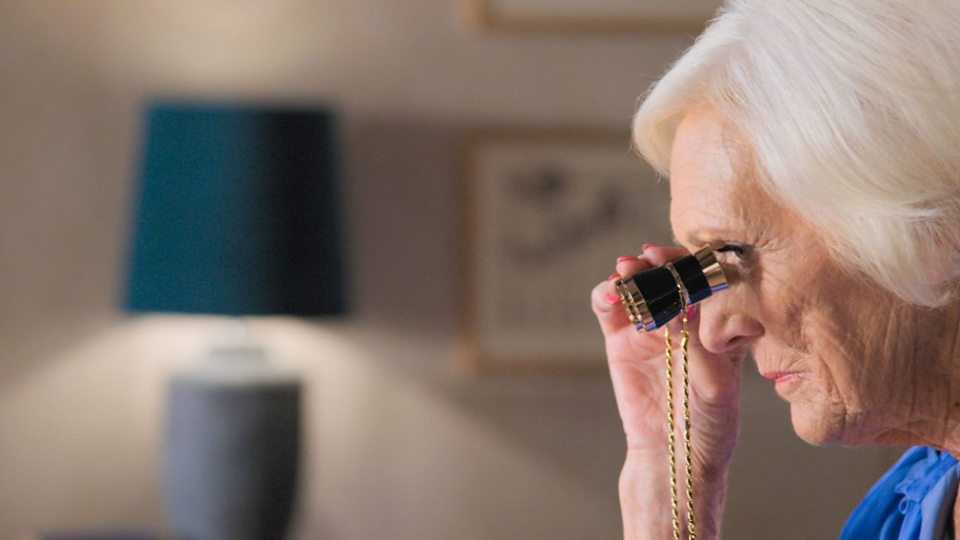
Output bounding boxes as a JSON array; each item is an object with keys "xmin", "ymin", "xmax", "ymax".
[
  {"xmin": 591, "ymin": 274, "xmax": 633, "ymax": 338},
  {"xmin": 614, "ymin": 245, "xmax": 690, "ymax": 279},
  {"xmin": 637, "ymin": 244, "xmax": 690, "ymax": 268},
  {"xmin": 683, "ymin": 305, "xmax": 743, "ymax": 404}
]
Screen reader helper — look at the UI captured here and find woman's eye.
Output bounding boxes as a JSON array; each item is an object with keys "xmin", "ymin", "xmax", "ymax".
[{"xmin": 716, "ymin": 243, "xmax": 751, "ymax": 263}]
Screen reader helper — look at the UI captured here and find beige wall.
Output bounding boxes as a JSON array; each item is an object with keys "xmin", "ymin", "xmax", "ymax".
[{"xmin": 0, "ymin": 1, "xmax": 897, "ymax": 538}]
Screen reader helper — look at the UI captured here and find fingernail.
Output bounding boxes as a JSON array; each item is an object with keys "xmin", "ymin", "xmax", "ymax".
[
  {"xmin": 617, "ymin": 255, "xmax": 638, "ymax": 263},
  {"xmin": 608, "ymin": 272, "xmax": 621, "ymax": 281},
  {"xmin": 642, "ymin": 243, "xmax": 656, "ymax": 251},
  {"xmin": 686, "ymin": 304, "xmax": 699, "ymax": 318},
  {"xmin": 603, "ymin": 292, "xmax": 621, "ymax": 305}
]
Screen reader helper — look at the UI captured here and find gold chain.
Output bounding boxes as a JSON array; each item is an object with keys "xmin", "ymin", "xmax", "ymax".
[
  {"xmin": 680, "ymin": 312, "xmax": 696, "ymax": 539},
  {"xmin": 664, "ymin": 325, "xmax": 680, "ymax": 540},
  {"xmin": 666, "ymin": 311, "xmax": 696, "ymax": 539}
]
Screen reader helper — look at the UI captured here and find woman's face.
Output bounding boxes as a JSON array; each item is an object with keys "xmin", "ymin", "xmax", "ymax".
[{"xmin": 670, "ymin": 106, "xmax": 955, "ymax": 447}]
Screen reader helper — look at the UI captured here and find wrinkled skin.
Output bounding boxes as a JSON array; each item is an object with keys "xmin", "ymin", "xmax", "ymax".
[{"xmin": 592, "ymin": 104, "xmax": 960, "ymax": 538}]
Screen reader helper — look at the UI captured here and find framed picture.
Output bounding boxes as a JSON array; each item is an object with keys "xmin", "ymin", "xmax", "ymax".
[
  {"xmin": 461, "ymin": 129, "xmax": 673, "ymax": 373},
  {"xmin": 467, "ymin": 0, "xmax": 721, "ymax": 33}
]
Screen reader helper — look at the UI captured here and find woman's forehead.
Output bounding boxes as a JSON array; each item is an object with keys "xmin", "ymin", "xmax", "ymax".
[{"xmin": 668, "ymin": 108, "xmax": 764, "ymax": 245}]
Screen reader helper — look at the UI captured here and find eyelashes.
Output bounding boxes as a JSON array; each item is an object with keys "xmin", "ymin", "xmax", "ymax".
[{"xmin": 716, "ymin": 243, "xmax": 752, "ymax": 263}]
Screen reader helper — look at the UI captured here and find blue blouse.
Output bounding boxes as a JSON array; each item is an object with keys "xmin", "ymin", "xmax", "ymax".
[{"xmin": 841, "ymin": 447, "xmax": 960, "ymax": 539}]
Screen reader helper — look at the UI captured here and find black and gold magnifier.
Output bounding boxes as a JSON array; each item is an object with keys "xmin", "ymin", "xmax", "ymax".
[
  {"xmin": 613, "ymin": 246, "xmax": 729, "ymax": 332},
  {"xmin": 610, "ymin": 246, "xmax": 729, "ymax": 539}
]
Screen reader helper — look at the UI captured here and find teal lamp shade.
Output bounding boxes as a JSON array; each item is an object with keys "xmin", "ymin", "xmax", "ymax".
[{"xmin": 124, "ymin": 101, "xmax": 346, "ymax": 316}]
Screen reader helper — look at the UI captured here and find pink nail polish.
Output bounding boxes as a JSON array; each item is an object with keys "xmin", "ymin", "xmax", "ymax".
[
  {"xmin": 603, "ymin": 292, "xmax": 621, "ymax": 305},
  {"xmin": 617, "ymin": 255, "xmax": 638, "ymax": 263},
  {"xmin": 642, "ymin": 243, "xmax": 656, "ymax": 250},
  {"xmin": 686, "ymin": 304, "xmax": 699, "ymax": 318},
  {"xmin": 608, "ymin": 272, "xmax": 621, "ymax": 281}
]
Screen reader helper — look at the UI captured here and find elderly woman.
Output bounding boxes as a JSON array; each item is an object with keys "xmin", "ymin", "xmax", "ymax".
[{"xmin": 591, "ymin": 1, "xmax": 960, "ymax": 538}]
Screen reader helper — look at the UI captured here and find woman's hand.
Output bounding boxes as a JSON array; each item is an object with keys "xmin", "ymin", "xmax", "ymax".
[{"xmin": 591, "ymin": 245, "xmax": 743, "ymax": 539}]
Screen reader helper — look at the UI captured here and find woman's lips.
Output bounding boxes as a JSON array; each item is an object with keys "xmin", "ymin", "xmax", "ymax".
[{"xmin": 760, "ymin": 371, "xmax": 803, "ymax": 386}]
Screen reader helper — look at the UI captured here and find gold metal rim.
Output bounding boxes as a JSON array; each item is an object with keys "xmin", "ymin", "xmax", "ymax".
[
  {"xmin": 695, "ymin": 246, "xmax": 729, "ymax": 293},
  {"xmin": 614, "ymin": 276, "xmax": 656, "ymax": 332}
]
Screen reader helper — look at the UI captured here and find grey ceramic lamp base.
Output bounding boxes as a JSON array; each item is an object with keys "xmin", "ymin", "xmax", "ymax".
[{"xmin": 165, "ymin": 344, "xmax": 300, "ymax": 540}]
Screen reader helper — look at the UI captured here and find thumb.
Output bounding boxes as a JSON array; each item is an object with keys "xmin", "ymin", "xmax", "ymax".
[{"xmin": 683, "ymin": 304, "xmax": 743, "ymax": 405}]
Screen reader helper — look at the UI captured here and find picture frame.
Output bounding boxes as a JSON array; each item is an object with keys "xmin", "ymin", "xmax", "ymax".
[
  {"xmin": 460, "ymin": 128, "xmax": 674, "ymax": 373},
  {"xmin": 466, "ymin": 0, "xmax": 721, "ymax": 34}
]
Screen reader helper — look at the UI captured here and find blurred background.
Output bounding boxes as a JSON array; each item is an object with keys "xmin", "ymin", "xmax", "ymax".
[{"xmin": 0, "ymin": 1, "xmax": 899, "ymax": 538}]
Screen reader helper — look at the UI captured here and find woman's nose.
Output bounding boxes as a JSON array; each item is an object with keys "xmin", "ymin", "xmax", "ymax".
[{"xmin": 697, "ymin": 309, "xmax": 764, "ymax": 355}]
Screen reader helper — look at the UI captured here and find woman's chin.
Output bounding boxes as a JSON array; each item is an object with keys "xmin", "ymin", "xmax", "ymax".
[{"xmin": 789, "ymin": 402, "xmax": 844, "ymax": 446}]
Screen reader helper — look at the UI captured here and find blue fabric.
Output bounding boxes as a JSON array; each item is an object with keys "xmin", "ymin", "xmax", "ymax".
[{"xmin": 841, "ymin": 447, "xmax": 960, "ymax": 539}]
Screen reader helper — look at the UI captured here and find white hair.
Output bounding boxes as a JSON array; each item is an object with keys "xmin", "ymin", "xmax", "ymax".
[{"xmin": 634, "ymin": 0, "xmax": 960, "ymax": 307}]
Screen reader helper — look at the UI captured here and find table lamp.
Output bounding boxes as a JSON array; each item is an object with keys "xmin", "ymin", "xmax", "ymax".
[{"xmin": 123, "ymin": 101, "xmax": 345, "ymax": 540}]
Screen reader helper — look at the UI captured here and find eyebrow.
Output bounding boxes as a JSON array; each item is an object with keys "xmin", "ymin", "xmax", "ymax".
[{"xmin": 676, "ymin": 228, "xmax": 741, "ymax": 248}]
